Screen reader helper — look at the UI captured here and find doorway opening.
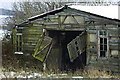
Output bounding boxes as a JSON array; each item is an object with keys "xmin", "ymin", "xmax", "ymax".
[{"xmin": 46, "ymin": 29, "xmax": 87, "ymax": 71}]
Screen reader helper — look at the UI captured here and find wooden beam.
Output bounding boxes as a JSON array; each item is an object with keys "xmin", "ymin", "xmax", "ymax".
[{"xmin": 61, "ymin": 15, "xmax": 67, "ymax": 24}]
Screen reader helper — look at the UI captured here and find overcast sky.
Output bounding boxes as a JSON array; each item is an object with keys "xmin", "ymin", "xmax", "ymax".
[
  {"xmin": 0, "ymin": 0, "xmax": 119, "ymax": 20},
  {"xmin": 0, "ymin": 0, "xmax": 13, "ymax": 10},
  {"xmin": 71, "ymin": 5, "xmax": 119, "ymax": 19},
  {"xmin": 0, "ymin": 0, "xmax": 120, "ymax": 10}
]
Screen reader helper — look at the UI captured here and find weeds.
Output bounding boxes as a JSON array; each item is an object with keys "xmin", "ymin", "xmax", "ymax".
[
  {"xmin": 73, "ymin": 68, "xmax": 120, "ymax": 78},
  {"xmin": 1, "ymin": 40, "xmax": 120, "ymax": 78}
]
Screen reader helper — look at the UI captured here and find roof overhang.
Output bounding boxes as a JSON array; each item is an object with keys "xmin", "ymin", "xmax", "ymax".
[{"xmin": 16, "ymin": 5, "xmax": 120, "ymax": 27}]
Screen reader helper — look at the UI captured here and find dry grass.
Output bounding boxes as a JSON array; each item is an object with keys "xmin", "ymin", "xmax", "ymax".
[
  {"xmin": 73, "ymin": 68, "xmax": 120, "ymax": 78},
  {"xmin": 2, "ymin": 40, "xmax": 43, "ymax": 71},
  {"xmin": 84, "ymin": 68, "xmax": 111, "ymax": 78},
  {"xmin": 0, "ymin": 65, "xmax": 120, "ymax": 78},
  {"xmin": 1, "ymin": 40, "xmax": 120, "ymax": 78},
  {"xmin": 2, "ymin": 40, "xmax": 19, "ymax": 71}
]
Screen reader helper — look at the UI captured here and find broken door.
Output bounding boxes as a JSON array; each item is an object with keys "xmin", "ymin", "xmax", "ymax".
[
  {"xmin": 33, "ymin": 32, "xmax": 52, "ymax": 62},
  {"xmin": 67, "ymin": 31, "xmax": 87, "ymax": 62}
]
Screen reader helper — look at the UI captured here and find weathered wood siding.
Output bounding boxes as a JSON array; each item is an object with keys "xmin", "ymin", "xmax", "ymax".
[
  {"xmin": 13, "ymin": 7, "xmax": 120, "ymax": 72},
  {"xmin": 87, "ymin": 25, "xmax": 120, "ymax": 73}
]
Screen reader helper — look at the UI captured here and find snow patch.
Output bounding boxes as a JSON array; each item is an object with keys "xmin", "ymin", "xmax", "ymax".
[
  {"xmin": 33, "ymin": 73, "xmax": 42, "ymax": 77},
  {"xmin": 72, "ymin": 76, "xmax": 83, "ymax": 78}
]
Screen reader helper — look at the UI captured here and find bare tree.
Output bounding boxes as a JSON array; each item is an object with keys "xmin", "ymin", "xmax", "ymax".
[
  {"xmin": 5, "ymin": 0, "xmax": 111, "ymax": 30},
  {"xmin": 3, "ymin": 1, "xmax": 69, "ymax": 30}
]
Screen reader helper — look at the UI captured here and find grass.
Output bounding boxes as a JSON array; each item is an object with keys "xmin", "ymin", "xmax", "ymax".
[
  {"xmin": 73, "ymin": 68, "xmax": 120, "ymax": 78},
  {"xmin": 1, "ymin": 40, "xmax": 120, "ymax": 79},
  {"xmin": 2, "ymin": 40, "xmax": 43, "ymax": 71},
  {"xmin": 1, "ymin": 64, "xmax": 120, "ymax": 79}
]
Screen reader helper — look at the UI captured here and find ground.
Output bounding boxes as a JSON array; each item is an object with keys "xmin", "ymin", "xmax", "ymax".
[{"xmin": 1, "ymin": 40, "xmax": 120, "ymax": 79}]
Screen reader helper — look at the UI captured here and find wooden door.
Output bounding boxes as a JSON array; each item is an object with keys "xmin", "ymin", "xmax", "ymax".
[
  {"xmin": 67, "ymin": 31, "xmax": 87, "ymax": 62},
  {"xmin": 33, "ymin": 33, "xmax": 52, "ymax": 62}
]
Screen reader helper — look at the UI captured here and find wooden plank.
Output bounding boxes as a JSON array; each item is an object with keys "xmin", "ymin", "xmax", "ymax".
[
  {"xmin": 97, "ymin": 61, "xmax": 119, "ymax": 66},
  {"xmin": 67, "ymin": 31, "xmax": 86, "ymax": 62},
  {"xmin": 107, "ymin": 29, "xmax": 119, "ymax": 33},
  {"xmin": 44, "ymin": 22, "xmax": 59, "ymax": 25},
  {"xmin": 108, "ymin": 35, "xmax": 119, "ymax": 37},
  {"xmin": 45, "ymin": 25, "xmax": 59, "ymax": 28},
  {"xmin": 23, "ymin": 35, "xmax": 41, "ymax": 38},
  {"xmin": 88, "ymin": 48, "xmax": 97, "ymax": 53},
  {"xmin": 23, "ymin": 30, "xmax": 43, "ymax": 33},
  {"xmin": 89, "ymin": 55, "xmax": 97, "ymax": 61},
  {"xmin": 18, "ymin": 24, "xmax": 33, "ymax": 27},
  {"xmin": 108, "ymin": 33, "xmax": 119, "ymax": 37},
  {"xmin": 88, "ymin": 60, "xmax": 119, "ymax": 72},
  {"xmin": 109, "ymin": 45, "xmax": 119, "ymax": 50},
  {"xmin": 88, "ymin": 42, "xmax": 97, "ymax": 46},
  {"xmin": 44, "ymin": 15, "xmax": 58, "ymax": 19},
  {"xmin": 89, "ymin": 60, "xmax": 97, "ymax": 64},
  {"xmin": 23, "ymin": 32, "xmax": 42, "ymax": 35},
  {"xmin": 33, "ymin": 35, "xmax": 52, "ymax": 62},
  {"xmin": 23, "ymin": 39, "xmax": 39, "ymax": 42},
  {"xmin": 26, "ymin": 29, "xmax": 42, "ymax": 32},
  {"xmin": 23, "ymin": 42, "xmax": 37, "ymax": 46},
  {"xmin": 87, "ymin": 30, "xmax": 96, "ymax": 34},
  {"xmin": 23, "ymin": 42, "xmax": 37, "ymax": 45},
  {"xmin": 23, "ymin": 37, "xmax": 40, "ymax": 40},
  {"xmin": 109, "ymin": 39, "xmax": 119, "ymax": 43},
  {"xmin": 23, "ymin": 34, "xmax": 42, "ymax": 37},
  {"xmin": 106, "ymin": 25, "xmax": 118, "ymax": 28},
  {"xmin": 87, "ymin": 57, "xmax": 120, "ymax": 72},
  {"xmin": 109, "ymin": 42, "xmax": 119, "ymax": 45},
  {"xmin": 13, "ymin": 29, "xmax": 17, "ymax": 52},
  {"xmin": 23, "ymin": 46, "xmax": 35, "ymax": 50},
  {"xmin": 23, "ymin": 50, "xmax": 34, "ymax": 54},
  {"xmin": 67, "ymin": 40, "xmax": 78, "ymax": 62},
  {"xmin": 23, "ymin": 45, "xmax": 36, "ymax": 48}
]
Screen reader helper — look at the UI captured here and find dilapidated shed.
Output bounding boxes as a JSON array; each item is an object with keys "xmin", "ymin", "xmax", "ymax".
[{"xmin": 13, "ymin": 5, "xmax": 120, "ymax": 73}]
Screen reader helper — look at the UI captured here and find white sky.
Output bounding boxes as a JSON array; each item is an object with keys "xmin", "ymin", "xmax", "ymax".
[
  {"xmin": 0, "ymin": 0, "xmax": 13, "ymax": 10},
  {"xmin": 0, "ymin": 0, "xmax": 120, "ymax": 10},
  {"xmin": 0, "ymin": 0, "xmax": 119, "ymax": 20},
  {"xmin": 70, "ymin": 5, "xmax": 119, "ymax": 20}
]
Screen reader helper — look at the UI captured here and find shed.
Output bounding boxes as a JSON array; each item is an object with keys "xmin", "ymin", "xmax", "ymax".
[{"xmin": 13, "ymin": 5, "xmax": 120, "ymax": 73}]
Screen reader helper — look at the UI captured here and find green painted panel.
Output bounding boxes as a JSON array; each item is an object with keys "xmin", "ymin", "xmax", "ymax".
[
  {"xmin": 33, "ymin": 33, "xmax": 52, "ymax": 62},
  {"xmin": 13, "ymin": 29, "xmax": 17, "ymax": 51},
  {"xmin": 13, "ymin": 29, "xmax": 23, "ymax": 52}
]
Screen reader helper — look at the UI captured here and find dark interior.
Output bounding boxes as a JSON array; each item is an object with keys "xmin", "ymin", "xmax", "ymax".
[{"xmin": 47, "ymin": 29, "xmax": 87, "ymax": 71}]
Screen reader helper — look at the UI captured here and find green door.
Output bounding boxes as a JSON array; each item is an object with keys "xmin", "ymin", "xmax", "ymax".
[{"xmin": 33, "ymin": 33, "xmax": 52, "ymax": 62}]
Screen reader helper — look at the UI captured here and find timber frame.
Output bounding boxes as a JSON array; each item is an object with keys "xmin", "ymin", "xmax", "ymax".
[{"xmin": 13, "ymin": 5, "xmax": 120, "ymax": 73}]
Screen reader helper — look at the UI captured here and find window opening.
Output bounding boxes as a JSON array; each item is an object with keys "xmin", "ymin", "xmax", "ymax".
[
  {"xmin": 76, "ymin": 46, "xmax": 79, "ymax": 50},
  {"xmin": 75, "ymin": 41, "xmax": 78, "ymax": 45},
  {"xmin": 15, "ymin": 33, "xmax": 23, "ymax": 53},
  {"xmin": 99, "ymin": 30, "xmax": 107, "ymax": 57}
]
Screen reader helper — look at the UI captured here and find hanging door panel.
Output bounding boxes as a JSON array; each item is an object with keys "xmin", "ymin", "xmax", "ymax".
[
  {"xmin": 33, "ymin": 33, "xmax": 52, "ymax": 62},
  {"xmin": 67, "ymin": 31, "xmax": 87, "ymax": 62}
]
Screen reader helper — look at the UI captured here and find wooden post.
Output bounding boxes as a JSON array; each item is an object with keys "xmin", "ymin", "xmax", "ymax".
[
  {"xmin": 58, "ymin": 15, "xmax": 61, "ymax": 28},
  {"xmin": 86, "ymin": 29, "xmax": 90, "ymax": 65},
  {"xmin": 13, "ymin": 28, "xmax": 17, "ymax": 52},
  {"xmin": 0, "ymin": 41, "xmax": 2, "ymax": 67},
  {"xmin": 118, "ymin": 27, "xmax": 120, "ymax": 73},
  {"xmin": 43, "ymin": 62, "xmax": 46, "ymax": 71}
]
